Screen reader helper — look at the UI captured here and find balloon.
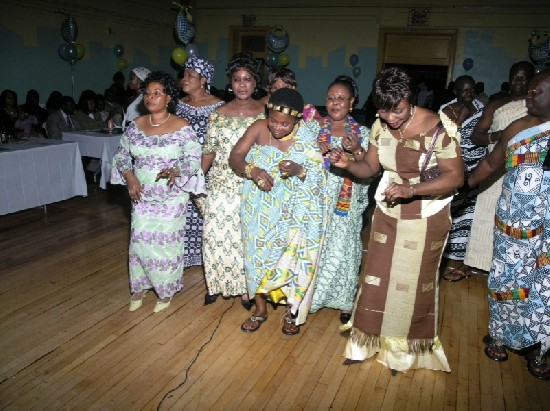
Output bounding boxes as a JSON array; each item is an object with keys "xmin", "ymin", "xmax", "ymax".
[
  {"xmin": 462, "ymin": 57, "xmax": 474, "ymax": 71},
  {"xmin": 116, "ymin": 57, "xmax": 128, "ymax": 70},
  {"xmin": 175, "ymin": 8, "xmax": 195, "ymax": 45},
  {"xmin": 172, "ymin": 47, "xmax": 188, "ymax": 65},
  {"xmin": 352, "ymin": 66, "xmax": 361, "ymax": 78},
  {"xmin": 266, "ymin": 26, "xmax": 289, "ymax": 53},
  {"xmin": 58, "ymin": 43, "xmax": 69, "ymax": 61},
  {"xmin": 279, "ymin": 53, "xmax": 290, "ymax": 66},
  {"xmin": 75, "ymin": 43, "xmax": 85, "ymax": 60},
  {"xmin": 113, "ymin": 44, "xmax": 124, "ymax": 58},
  {"xmin": 66, "ymin": 44, "xmax": 78, "ymax": 63},
  {"xmin": 185, "ymin": 43, "xmax": 198, "ymax": 58},
  {"xmin": 266, "ymin": 53, "xmax": 279, "ymax": 67},
  {"xmin": 61, "ymin": 15, "xmax": 78, "ymax": 43},
  {"xmin": 349, "ymin": 54, "xmax": 359, "ymax": 67}
]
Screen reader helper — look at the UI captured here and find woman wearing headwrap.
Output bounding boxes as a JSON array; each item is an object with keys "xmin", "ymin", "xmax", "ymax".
[
  {"xmin": 200, "ymin": 53, "xmax": 265, "ymax": 309},
  {"xmin": 175, "ymin": 57, "xmax": 225, "ymax": 268},
  {"xmin": 122, "ymin": 67, "xmax": 151, "ymax": 130}
]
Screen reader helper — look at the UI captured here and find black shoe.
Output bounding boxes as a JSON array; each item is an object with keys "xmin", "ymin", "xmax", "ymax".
[
  {"xmin": 241, "ymin": 299, "xmax": 255, "ymax": 311},
  {"xmin": 204, "ymin": 293, "xmax": 218, "ymax": 306},
  {"xmin": 340, "ymin": 312, "xmax": 352, "ymax": 324}
]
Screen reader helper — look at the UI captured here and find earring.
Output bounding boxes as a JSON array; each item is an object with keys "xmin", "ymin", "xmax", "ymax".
[{"xmin": 228, "ymin": 87, "xmax": 233, "ymax": 93}]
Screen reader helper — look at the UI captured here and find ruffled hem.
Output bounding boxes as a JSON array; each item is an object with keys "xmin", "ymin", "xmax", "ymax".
[{"xmin": 344, "ymin": 329, "xmax": 451, "ymax": 373}]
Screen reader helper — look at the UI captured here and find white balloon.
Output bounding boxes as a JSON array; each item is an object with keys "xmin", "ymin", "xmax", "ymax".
[{"xmin": 186, "ymin": 43, "xmax": 199, "ymax": 57}]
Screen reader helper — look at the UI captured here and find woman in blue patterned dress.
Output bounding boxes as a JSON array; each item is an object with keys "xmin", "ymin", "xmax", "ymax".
[
  {"xmin": 469, "ymin": 70, "xmax": 550, "ymax": 380},
  {"xmin": 229, "ymin": 88, "xmax": 327, "ymax": 334},
  {"xmin": 175, "ymin": 57, "xmax": 224, "ymax": 268},
  {"xmin": 112, "ymin": 71, "xmax": 205, "ymax": 313}
]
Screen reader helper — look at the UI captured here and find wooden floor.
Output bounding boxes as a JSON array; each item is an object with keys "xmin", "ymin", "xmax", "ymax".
[{"xmin": 0, "ymin": 185, "xmax": 547, "ymax": 411}]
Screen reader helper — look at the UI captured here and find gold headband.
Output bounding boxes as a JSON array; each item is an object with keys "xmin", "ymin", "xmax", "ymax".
[{"xmin": 266, "ymin": 102, "xmax": 303, "ymax": 118}]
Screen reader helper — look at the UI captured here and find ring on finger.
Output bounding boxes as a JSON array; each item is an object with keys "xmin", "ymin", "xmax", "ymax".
[{"xmin": 257, "ymin": 178, "xmax": 266, "ymax": 188}]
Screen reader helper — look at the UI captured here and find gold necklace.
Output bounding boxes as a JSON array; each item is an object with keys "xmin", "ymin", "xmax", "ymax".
[
  {"xmin": 278, "ymin": 123, "xmax": 299, "ymax": 142},
  {"xmin": 149, "ymin": 113, "xmax": 171, "ymax": 127},
  {"xmin": 398, "ymin": 106, "xmax": 416, "ymax": 142},
  {"xmin": 234, "ymin": 100, "xmax": 245, "ymax": 117}
]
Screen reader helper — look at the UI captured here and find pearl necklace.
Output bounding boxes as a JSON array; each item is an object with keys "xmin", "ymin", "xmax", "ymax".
[
  {"xmin": 149, "ymin": 113, "xmax": 171, "ymax": 127},
  {"xmin": 398, "ymin": 106, "xmax": 416, "ymax": 142}
]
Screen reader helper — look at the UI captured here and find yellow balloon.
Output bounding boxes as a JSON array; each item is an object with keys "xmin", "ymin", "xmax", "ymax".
[
  {"xmin": 75, "ymin": 43, "xmax": 85, "ymax": 60},
  {"xmin": 279, "ymin": 53, "xmax": 290, "ymax": 66},
  {"xmin": 116, "ymin": 57, "xmax": 128, "ymax": 70},
  {"xmin": 172, "ymin": 47, "xmax": 188, "ymax": 65}
]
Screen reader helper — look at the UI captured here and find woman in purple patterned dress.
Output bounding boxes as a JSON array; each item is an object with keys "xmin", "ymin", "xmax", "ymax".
[
  {"xmin": 112, "ymin": 71, "xmax": 205, "ymax": 313},
  {"xmin": 175, "ymin": 57, "xmax": 224, "ymax": 268}
]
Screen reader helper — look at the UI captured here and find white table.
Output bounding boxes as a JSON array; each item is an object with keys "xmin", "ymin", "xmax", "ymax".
[
  {"xmin": 0, "ymin": 138, "xmax": 87, "ymax": 215},
  {"xmin": 62, "ymin": 131, "xmax": 122, "ymax": 189}
]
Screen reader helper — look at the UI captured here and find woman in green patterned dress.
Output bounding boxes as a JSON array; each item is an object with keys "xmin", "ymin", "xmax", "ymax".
[{"xmin": 200, "ymin": 53, "xmax": 264, "ymax": 308}]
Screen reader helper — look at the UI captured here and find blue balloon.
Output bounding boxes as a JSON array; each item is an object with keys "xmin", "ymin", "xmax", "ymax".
[
  {"xmin": 463, "ymin": 57, "xmax": 474, "ymax": 71},
  {"xmin": 349, "ymin": 54, "xmax": 359, "ymax": 67},
  {"xmin": 58, "ymin": 43, "xmax": 69, "ymax": 61},
  {"xmin": 352, "ymin": 66, "xmax": 361, "ymax": 78},
  {"xmin": 113, "ymin": 44, "xmax": 124, "ymax": 58},
  {"xmin": 66, "ymin": 44, "xmax": 78, "ymax": 63},
  {"xmin": 266, "ymin": 53, "xmax": 279, "ymax": 67}
]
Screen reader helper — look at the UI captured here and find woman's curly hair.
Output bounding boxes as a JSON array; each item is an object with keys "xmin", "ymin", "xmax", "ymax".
[
  {"xmin": 225, "ymin": 52, "xmax": 261, "ymax": 83},
  {"xmin": 328, "ymin": 75, "xmax": 359, "ymax": 107},
  {"xmin": 372, "ymin": 67, "xmax": 416, "ymax": 110},
  {"xmin": 139, "ymin": 71, "xmax": 180, "ymax": 114}
]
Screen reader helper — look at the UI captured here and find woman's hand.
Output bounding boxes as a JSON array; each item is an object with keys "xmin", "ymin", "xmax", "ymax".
[
  {"xmin": 278, "ymin": 160, "xmax": 301, "ymax": 179},
  {"xmin": 126, "ymin": 174, "xmax": 142, "ymax": 202},
  {"xmin": 342, "ymin": 131, "xmax": 361, "ymax": 153},
  {"xmin": 328, "ymin": 147, "xmax": 350, "ymax": 169},
  {"xmin": 156, "ymin": 167, "xmax": 180, "ymax": 187},
  {"xmin": 319, "ymin": 141, "xmax": 332, "ymax": 155},
  {"xmin": 250, "ymin": 166, "xmax": 274, "ymax": 191},
  {"xmin": 382, "ymin": 182, "xmax": 414, "ymax": 204}
]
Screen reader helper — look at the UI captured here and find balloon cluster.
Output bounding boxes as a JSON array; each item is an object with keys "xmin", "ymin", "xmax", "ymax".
[
  {"xmin": 171, "ymin": 3, "xmax": 198, "ymax": 66},
  {"xmin": 265, "ymin": 25, "xmax": 290, "ymax": 68},
  {"xmin": 113, "ymin": 44, "xmax": 127, "ymax": 70},
  {"xmin": 349, "ymin": 54, "xmax": 361, "ymax": 78},
  {"xmin": 57, "ymin": 14, "xmax": 85, "ymax": 65}
]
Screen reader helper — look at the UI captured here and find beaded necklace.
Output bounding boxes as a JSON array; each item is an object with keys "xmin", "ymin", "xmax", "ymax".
[{"xmin": 318, "ymin": 115, "xmax": 364, "ymax": 216}]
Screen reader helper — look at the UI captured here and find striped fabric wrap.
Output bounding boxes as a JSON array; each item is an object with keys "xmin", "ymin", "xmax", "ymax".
[
  {"xmin": 494, "ymin": 215, "xmax": 544, "ymax": 239},
  {"xmin": 489, "ymin": 288, "xmax": 530, "ymax": 301}
]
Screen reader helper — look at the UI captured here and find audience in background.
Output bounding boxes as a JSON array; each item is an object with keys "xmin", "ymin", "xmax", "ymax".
[
  {"xmin": 0, "ymin": 89, "xmax": 19, "ymax": 137},
  {"xmin": 75, "ymin": 89, "xmax": 107, "ymax": 130},
  {"xmin": 46, "ymin": 96, "xmax": 81, "ymax": 139},
  {"xmin": 489, "ymin": 81, "xmax": 510, "ymax": 102}
]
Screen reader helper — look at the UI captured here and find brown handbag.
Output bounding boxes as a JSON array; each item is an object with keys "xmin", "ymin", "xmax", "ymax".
[{"xmin": 419, "ymin": 126, "xmax": 442, "ymax": 182}]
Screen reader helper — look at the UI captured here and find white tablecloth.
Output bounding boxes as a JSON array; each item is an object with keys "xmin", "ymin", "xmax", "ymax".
[
  {"xmin": 62, "ymin": 131, "xmax": 122, "ymax": 189},
  {"xmin": 0, "ymin": 138, "xmax": 87, "ymax": 215}
]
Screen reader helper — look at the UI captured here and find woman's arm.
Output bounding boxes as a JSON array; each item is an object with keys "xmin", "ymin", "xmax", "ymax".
[
  {"xmin": 470, "ymin": 100, "xmax": 500, "ymax": 145},
  {"xmin": 329, "ymin": 144, "xmax": 381, "ymax": 179}
]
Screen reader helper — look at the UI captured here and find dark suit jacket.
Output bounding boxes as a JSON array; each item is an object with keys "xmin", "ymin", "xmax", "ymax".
[{"xmin": 46, "ymin": 110, "xmax": 82, "ymax": 139}]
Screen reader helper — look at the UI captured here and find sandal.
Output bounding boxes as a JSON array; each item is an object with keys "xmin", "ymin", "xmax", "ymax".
[
  {"xmin": 240, "ymin": 315, "xmax": 267, "ymax": 333},
  {"xmin": 443, "ymin": 264, "xmax": 472, "ymax": 282},
  {"xmin": 484, "ymin": 340, "xmax": 508, "ymax": 362},
  {"xmin": 282, "ymin": 308, "xmax": 300, "ymax": 335},
  {"xmin": 527, "ymin": 357, "xmax": 550, "ymax": 380}
]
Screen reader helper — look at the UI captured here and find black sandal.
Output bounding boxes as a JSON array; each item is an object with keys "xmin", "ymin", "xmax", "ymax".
[
  {"xmin": 484, "ymin": 340, "xmax": 508, "ymax": 362},
  {"xmin": 527, "ymin": 357, "xmax": 550, "ymax": 380}
]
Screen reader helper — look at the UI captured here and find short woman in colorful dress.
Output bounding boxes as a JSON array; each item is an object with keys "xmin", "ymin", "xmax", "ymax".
[
  {"xmin": 111, "ymin": 71, "xmax": 204, "ymax": 313},
  {"xmin": 201, "ymin": 53, "xmax": 265, "ymax": 308},
  {"xmin": 330, "ymin": 67, "xmax": 464, "ymax": 373},
  {"xmin": 229, "ymin": 88, "xmax": 327, "ymax": 334},
  {"xmin": 469, "ymin": 70, "xmax": 550, "ymax": 380},
  {"xmin": 175, "ymin": 56, "xmax": 224, "ymax": 268},
  {"xmin": 310, "ymin": 75, "xmax": 370, "ymax": 324}
]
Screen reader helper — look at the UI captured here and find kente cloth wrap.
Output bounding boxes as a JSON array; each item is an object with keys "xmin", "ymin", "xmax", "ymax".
[
  {"xmin": 439, "ymin": 99, "xmax": 486, "ymax": 261},
  {"xmin": 175, "ymin": 99, "xmax": 225, "ymax": 268},
  {"xmin": 309, "ymin": 120, "xmax": 371, "ymax": 313},
  {"xmin": 488, "ymin": 121, "xmax": 550, "ymax": 356},
  {"xmin": 317, "ymin": 115, "xmax": 365, "ymax": 216},
  {"xmin": 184, "ymin": 56, "xmax": 215, "ymax": 85},
  {"xmin": 200, "ymin": 111, "xmax": 265, "ymax": 297},
  {"xmin": 465, "ymin": 100, "xmax": 528, "ymax": 271},
  {"xmin": 111, "ymin": 122, "xmax": 204, "ymax": 299},
  {"xmin": 345, "ymin": 119, "xmax": 461, "ymax": 373},
  {"xmin": 241, "ymin": 122, "xmax": 327, "ymax": 325}
]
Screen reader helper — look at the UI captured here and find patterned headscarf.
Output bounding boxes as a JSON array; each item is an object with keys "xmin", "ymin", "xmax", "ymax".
[
  {"xmin": 184, "ymin": 56, "xmax": 215, "ymax": 85},
  {"xmin": 132, "ymin": 67, "xmax": 151, "ymax": 82}
]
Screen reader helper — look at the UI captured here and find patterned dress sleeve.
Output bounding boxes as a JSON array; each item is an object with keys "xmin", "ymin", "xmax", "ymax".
[
  {"xmin": 369, "ymin": 119, "xmax": 383, "ymax": 148},
  {"xmin": 203, "ymin": 111, "xmax": 220, "ymax": 155},
  {"xmin": 433, "ymin": 127, "xmax": 461, "ymax": 161},
  {"xmin": 173, "ymin": 126, "xmax": 206, "ymax": 195},
  {"xmin": 110, "ymin": 122, "xmax": 135, "ymax": 185}
]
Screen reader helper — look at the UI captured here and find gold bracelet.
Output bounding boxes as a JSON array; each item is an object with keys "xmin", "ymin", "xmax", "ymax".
[
  {"xmin": 488, "ymin": 131, "xmax": 497, "ymax": 144},
  {"xmin": 297, "ymin": 167, "xmax": 307, "ymax": 179},
  {"xmin": 354, "ymin": 148, "xmax": 364, "ymax": 156},
  {"xmin": 410, "ymin": 184, "xmax": 416, "ymax": 197},
  {"xmin": 244, "ymin": 162, "xmax": 256, "ymax": 179}
]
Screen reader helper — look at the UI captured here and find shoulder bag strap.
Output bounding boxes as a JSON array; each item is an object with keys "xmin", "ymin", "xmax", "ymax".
[{"xmin": 420, "ymin": 124, "xmax": 442, "ymax": 174}]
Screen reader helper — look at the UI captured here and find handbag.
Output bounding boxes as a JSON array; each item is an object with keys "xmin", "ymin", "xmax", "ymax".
[{"xmin": 419, "ymin": 125, "xmax": 442, "ymax": 182}]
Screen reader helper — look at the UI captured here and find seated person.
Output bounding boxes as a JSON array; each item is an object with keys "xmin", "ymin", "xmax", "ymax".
[
  {"xmin": 21, "ymin": 89, "xmax": 48, "ymax": 137},
  {"xmin": 75, "ymin": 89, "xmax": 108, "ymax": 130},
  {"xmin": 14, "ymin": 107, "xmax": 39, "ymax": 137},
  {"xmin": 46, "ymin": 96, "xmax": 81, "ymax": 139}
]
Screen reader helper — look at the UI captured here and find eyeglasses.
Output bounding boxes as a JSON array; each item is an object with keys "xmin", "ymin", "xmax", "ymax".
[
  {"xmin": 326, "ymin": 96, "xmax": 352, "ymax": 104},
  {"xmin": 144, "ymin": 90, "xmax": 165, "ymax": 98}
]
